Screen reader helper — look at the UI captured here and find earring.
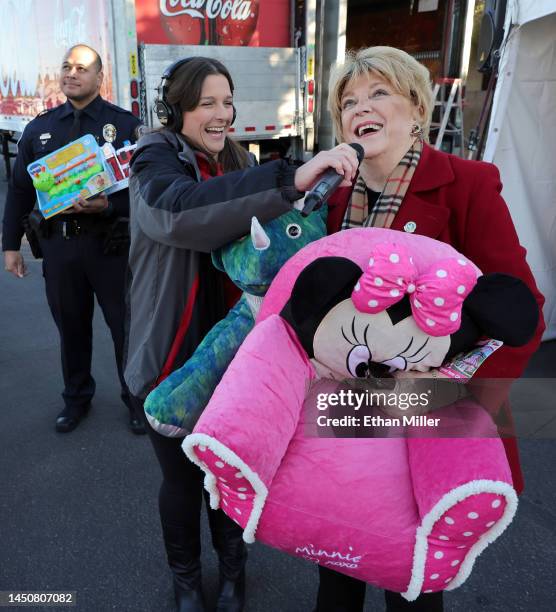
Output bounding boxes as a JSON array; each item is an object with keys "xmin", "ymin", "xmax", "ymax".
[{"xmin": 410, "ymin": 123, "xmax": 423, "ymax": 138}]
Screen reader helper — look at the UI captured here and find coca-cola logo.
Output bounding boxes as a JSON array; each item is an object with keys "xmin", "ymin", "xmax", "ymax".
[
  {"xmin": 160, "ymin": 0, "xmax": 254, "ymax": 21},
  {"xmin": 159, "ymin": 0, "xmax": 259, "ymax": 45}
]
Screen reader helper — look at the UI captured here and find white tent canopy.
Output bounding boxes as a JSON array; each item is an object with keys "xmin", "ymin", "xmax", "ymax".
[{"xmin": 484, "ymin": 0, "xmax": 556, "ymax": 340}]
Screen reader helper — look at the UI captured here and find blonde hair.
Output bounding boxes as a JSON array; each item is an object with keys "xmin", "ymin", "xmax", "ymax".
[{"xmin": 328, "ymin": 46, "xmax": 434, "ymax": 142}]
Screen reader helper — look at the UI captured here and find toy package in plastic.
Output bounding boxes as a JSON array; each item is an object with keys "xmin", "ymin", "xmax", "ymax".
[
  {"xmin": 27, "ymin": 135, "xmax": 135, "ymax": 219},
  {"xmin": 101, "ymin": 141, "xmax": 136, "ymax": 185}
]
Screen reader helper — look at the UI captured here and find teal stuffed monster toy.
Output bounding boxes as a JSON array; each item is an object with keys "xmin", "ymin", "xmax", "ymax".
[{"xmin": 144, "ymin": 206, "xmax": 327, "ymax": 436}]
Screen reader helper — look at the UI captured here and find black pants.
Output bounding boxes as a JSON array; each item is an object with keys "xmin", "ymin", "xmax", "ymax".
[
  {"xmin": 317, "ymin": 566, "xmax": 443, "ymax": 612},
  {"xmin": 40, "ymin": 231, "xmax": 130, "ymax": 410},
  {"xmin": 132, "ymin": 396, "xmax": 246, "ymax": 587}
]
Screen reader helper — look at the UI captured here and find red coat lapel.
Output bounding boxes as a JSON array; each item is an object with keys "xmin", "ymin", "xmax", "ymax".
[
  {"xmin": 391, "ymin": 144, "xmax": 455, "ymax": 239},
  {"xmin": 391, "ymin": 193, "xmax": 451, "ymax": 239}
]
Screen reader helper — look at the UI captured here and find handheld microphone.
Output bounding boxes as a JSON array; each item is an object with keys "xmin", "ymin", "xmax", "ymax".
[{"xmin": 301, "ymin": 143, "xmax": 364, "ymax": 217}]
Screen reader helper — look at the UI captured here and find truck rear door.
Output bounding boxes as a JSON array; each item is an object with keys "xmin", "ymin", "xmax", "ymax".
[{"xmin": 139, "ymin": 43, "xmax": 302, "ymax": 143}]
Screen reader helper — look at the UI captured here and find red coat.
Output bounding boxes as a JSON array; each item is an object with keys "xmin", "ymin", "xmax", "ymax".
[{"xmin": 327, "ymin": 143, "xmax": 546, "ymax": 493}]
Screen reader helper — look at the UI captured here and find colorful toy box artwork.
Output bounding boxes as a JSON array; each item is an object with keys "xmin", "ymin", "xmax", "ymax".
[
  {"xmin": 27, "ymin": 135, "xmax": 135, "ymax": 219},
  {"xmin": 101, "ymin": 141, "xmax": 136, "ymax": 183}
]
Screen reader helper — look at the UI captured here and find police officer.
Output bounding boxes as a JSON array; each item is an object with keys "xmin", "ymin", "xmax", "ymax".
[{"xmin": 2, "ymin": 44, "xmax": 144, "ymax": 434}]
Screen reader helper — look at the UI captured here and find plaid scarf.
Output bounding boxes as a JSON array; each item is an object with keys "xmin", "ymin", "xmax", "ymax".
[{"xmin": 341, "ymin": 139, "xmax": 422, "ymax": 230}]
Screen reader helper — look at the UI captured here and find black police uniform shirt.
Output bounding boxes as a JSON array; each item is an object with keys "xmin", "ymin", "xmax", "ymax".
[{"xmin": 2, "ymin": 95, "xmax": 142, "ymax": 251}]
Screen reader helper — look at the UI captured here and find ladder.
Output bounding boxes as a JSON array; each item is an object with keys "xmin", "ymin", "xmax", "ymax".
[{"xmin": 430, "ymin": 78, "xmax": 465, "ymax": 155}]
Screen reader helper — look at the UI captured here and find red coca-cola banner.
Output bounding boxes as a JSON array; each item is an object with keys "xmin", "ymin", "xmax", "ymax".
[{"xmin": 135, "ymin": 0, "xmax": 290, "ymax": 47}]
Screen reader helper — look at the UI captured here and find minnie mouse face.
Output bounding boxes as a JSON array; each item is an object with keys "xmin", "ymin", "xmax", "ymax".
[
  {"xmin": 280, "ymin": 251, "xmax": 539, "ymax": 381},
  {"xmin": 311, "ymin": 297, "xmax": 451, "ymax": 380}
]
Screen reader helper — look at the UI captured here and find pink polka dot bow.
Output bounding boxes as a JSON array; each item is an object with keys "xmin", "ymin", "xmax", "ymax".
[{"xmin": 351, "ymin": 243, "xmax": 479, "ymax": 336}]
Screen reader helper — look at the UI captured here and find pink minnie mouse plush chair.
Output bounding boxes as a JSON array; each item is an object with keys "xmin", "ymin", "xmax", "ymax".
[{"xmin": 183, "ymin": 229, "xmax": 538, "ymax": 600}]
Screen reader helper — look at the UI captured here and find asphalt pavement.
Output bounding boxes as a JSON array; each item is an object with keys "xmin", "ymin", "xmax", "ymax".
[{"xmin": 1, "ymin": 167, "xmax": 555, "ymax": 612}]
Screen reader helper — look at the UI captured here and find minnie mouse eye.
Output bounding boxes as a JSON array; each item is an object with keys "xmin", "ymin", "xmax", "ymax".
[
  {"xmin": 381, "ymin": 356, "xmax": 407, "ymax": 371},
  {"xmin": 286, "ymin": 223, "xmax": 302, "ymax": 239},
  {"xmin": 347, "ymin": 345, "xmax": 372, "ymax": 378}
]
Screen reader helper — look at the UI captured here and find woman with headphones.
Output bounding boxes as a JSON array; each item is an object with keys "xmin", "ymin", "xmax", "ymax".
[{"xmin": 125, "ymin": 57, "xmax": 359, "ymax": 612}]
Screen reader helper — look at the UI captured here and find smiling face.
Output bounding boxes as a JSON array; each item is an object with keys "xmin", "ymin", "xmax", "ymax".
[
  {"xmin": 181, "ymin": 74, "xmax": 234, "ymax": 158},
  {"xmin": 59, "ymin": 46, "xmax": 103, "ymax": 107},
  {"xmin": 311, "ymin": 298, "xmax": 450, "ymax": 380},
  {"xmin": 340, "ymin": 72, "xmax": 420, "ymax": 164}
]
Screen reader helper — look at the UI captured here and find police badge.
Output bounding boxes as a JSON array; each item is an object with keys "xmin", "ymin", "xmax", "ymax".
[{"xmin": 103, "ymin": 123, "xmax": 117, "ymax": 143}]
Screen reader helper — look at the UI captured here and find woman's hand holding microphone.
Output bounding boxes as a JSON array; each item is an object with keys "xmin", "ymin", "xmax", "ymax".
[
  {"xmin": 294, "ymin": 143, "xmax": 362, "ymax": 192},
  {"xmin": 294, "ymin": 143, "xmax": 364, "ymax": 216}
]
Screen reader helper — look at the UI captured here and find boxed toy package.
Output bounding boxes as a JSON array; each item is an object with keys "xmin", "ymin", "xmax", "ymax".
[
  {"xmin": 27, "ymin": 135, "xmax": 136, "ymax": 219},
  {"xmin": 101, "ymin": 140, "xmax": 136, "ymax": 187}
]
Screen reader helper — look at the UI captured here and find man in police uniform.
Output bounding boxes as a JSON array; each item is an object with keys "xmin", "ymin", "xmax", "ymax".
[{"xmin": 2, "ymin": 44, "xmax": 144, "ymax": 434}]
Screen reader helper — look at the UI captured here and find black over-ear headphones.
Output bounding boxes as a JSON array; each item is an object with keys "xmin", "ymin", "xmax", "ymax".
[{"xmin": 154, "ymin": 57, "xmax": 237, "ymax": 128}]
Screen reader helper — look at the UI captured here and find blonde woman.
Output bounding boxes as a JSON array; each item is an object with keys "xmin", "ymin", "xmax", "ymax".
[{"xmin": 316, "ymin": 46, "xmax": 544, "ymax": 612}]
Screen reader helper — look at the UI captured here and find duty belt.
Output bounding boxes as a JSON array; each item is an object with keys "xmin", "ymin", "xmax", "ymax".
[{"xmin": 48, "ymin": 217, "xmax": 109, "ymax": 239}]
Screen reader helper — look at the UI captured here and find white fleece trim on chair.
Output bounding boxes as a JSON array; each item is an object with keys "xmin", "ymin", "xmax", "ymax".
[
  {"xmin": 145, "ymin": 413, "xmax": 189, "ymax": 438},
  {"xmin": 402, "ymin": 479, "xmax": 518, "ymax": 601},
  {"xmin": 245, "ymin": 293, "xmax": 264, "ymax": 319},
  {"xmin": 182, "ymin": 433, "xmax": 269, "ymax": 544}
]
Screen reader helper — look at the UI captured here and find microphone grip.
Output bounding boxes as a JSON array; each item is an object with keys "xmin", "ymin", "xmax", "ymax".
[
  {"xmin": 301, "ymin": 143, "xmax": 364, "ymax": 217},
  {"xmin": 300, "ymin": 194, "xmax": 320, "ymax": 217},
  {"xmin": 301, "ymin": 173, "xmax": 344, "ymax": 217}
]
